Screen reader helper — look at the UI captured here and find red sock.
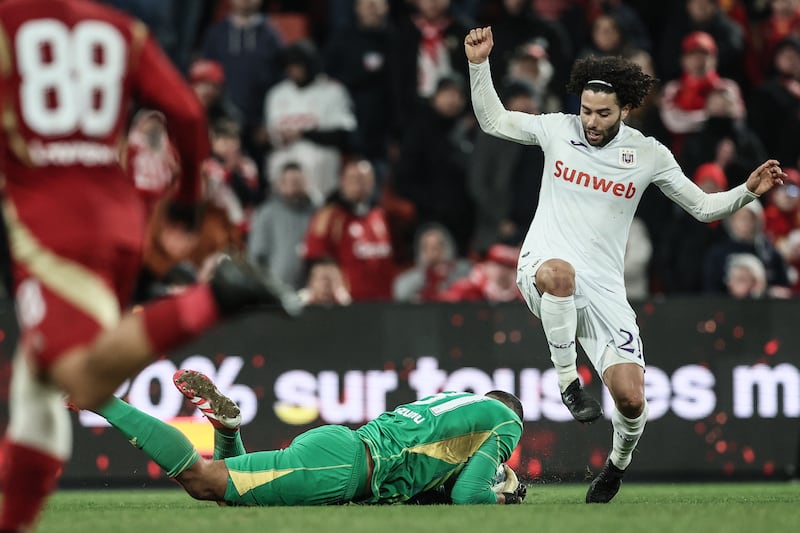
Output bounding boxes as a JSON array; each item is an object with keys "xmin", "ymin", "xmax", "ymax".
[
  {"xmin": 0, "ymin": 441, "xmax": 64, "ymax": 532},
  {"xmin": 140, "ymin": 284, "xmax": 220, "ymax": 354}
]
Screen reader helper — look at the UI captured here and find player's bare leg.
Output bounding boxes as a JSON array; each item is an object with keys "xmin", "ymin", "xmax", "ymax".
[
  {"xmin": 175, "ymin": 459, "xmax": 230, "ymax": 502},
  {"xmin": 535, "ymin": 259, "xmax": 602, "ymax": 423},
  {"xmin": 586, "ymin": 361, "xmax": 647, "ymax": 503},
  {"xmin": 52, "ymin": 255, "xmax": 303, "ymax": 410}
]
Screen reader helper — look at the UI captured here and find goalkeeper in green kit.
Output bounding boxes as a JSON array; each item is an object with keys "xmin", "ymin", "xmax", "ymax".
[{"xmin": 91, "ymin": 369, "xmax": 527, "ymax": 506}]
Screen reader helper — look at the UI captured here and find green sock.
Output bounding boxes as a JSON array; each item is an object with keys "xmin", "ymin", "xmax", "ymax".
[
  {"xmin": 96, "ymin": 397, "xmax": 200, "ymax": 477},
  {"xmin": 213, "ymin": 428, "xmax": 246, "ymax": 460}
]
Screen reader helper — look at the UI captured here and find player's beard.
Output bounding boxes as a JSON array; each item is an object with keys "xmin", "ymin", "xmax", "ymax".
[{"xmin": 584, "ymin": 115, "xmax": 622, "ymax": 147}]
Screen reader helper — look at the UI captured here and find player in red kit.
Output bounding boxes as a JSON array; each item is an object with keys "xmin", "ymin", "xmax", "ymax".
[{"xmin": 0, "ymin": 1, "xmax": 301, "ymax": 531}]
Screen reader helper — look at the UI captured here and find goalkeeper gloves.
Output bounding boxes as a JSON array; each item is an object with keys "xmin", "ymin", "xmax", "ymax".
[
  {"xmin": 502, "ymin": 482, "xmax": 527, "ymax": 505},
  {"xmin": 493, "ymin": 464, "xmax": 527, "ymax": 504}
]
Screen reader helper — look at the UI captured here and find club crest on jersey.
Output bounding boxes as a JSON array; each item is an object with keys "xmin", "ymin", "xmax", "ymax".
[{"xmin": 619, "ymin": 148, "xmax": 637, "ymax": 167}]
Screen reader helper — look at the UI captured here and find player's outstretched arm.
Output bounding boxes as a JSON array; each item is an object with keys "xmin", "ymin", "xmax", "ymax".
[
  {"xmin": 745, "ymin": 159, "xmax": 788, "ymax": 197},
  {"xmin": 464, "ymin": 26, "xmax": 494, "ymax": 64}
]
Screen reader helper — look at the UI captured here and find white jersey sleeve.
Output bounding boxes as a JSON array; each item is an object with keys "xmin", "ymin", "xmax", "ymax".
[
  {"xmin": 650, "ymin": 142, "xmax": 759, "ymax": 222},
  {"xmin": 469, "ymin": 60, "xmax": 541, "ymax": 145}
]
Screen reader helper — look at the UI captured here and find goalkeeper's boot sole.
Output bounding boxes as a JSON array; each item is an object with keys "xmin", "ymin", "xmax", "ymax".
[
  {"xmin": 586, "ymin": 459, "xmax": 625, "ymax": 503},
  {"xmin": 174, "ymin": 369, "xmax": 241, "ymax": 431},
  {"xmin": 561, "ymin": 378, "xmax": 603, "ymax": 423}
]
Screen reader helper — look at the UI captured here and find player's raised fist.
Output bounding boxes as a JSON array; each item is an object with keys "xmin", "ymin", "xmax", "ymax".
[{"xmin": 464, "ymin": 26, "xmax": 494, "ymax": 64}]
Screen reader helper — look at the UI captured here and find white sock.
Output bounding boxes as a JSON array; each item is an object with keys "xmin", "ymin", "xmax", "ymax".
[
  {"xmin": 540, "ymin": 293, "xmax": 578, "ymax": 392},
  {"xmin": 608, "ymin": 401, "xmax": 648, "ymax": 470}
]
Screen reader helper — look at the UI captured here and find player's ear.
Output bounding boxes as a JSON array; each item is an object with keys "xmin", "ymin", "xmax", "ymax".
[{"xmin": 621, "ymin": 104, "xmax": 632, "ymax": 121}]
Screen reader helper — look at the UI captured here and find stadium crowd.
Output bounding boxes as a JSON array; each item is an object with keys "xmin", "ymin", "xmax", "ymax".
[{"xmin": 109, "ymin": 0, "xmax": 800, "ymax": 303}]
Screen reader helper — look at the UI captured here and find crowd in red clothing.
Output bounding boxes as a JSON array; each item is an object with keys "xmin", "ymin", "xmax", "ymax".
[{"xmin": 114, "ymin": 0, "xmax": 800, "ymax": 303}]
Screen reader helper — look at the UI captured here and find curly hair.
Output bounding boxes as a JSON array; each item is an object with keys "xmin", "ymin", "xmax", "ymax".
[{"xmin": 566, "ymin": 55, "xmax": 658, "ymax": 109}]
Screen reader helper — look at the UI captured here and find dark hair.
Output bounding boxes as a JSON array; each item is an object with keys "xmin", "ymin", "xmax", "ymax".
[
  {"xmin": 281, "ymin": 161, "xmax": 303, "ymax": 174},
  {"xmin": 486, "ymin": 390, "xmax": 524, "ymax": 420},
  {"xmin": 210, "ymin": 118, "xmax": 241, "ymax": 139},
  {"xmin": 566, "ymin": 55, "xmax": 657, "ymax": 109}
]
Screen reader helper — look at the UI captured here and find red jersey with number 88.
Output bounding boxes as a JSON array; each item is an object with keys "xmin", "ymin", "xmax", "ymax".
[{"xmin": 0, "ymin": 0, "xmax": 209, "ymax": 251}]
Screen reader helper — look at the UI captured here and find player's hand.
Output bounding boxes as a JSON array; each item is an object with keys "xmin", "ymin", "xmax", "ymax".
[
  {"xmin": 502, "ymin": 482, "xmax": 527, "ymax": 504},
  {"xmin": 492, "ymin": 463, "xmax": 520, "ymax": 494},
  {"xmin": 746, "ymin": 159, "xmax": 788, "ymax": 196},
  {"xmin": 464, "ymin": 26, "xmax": 494, "ymax": 64}
]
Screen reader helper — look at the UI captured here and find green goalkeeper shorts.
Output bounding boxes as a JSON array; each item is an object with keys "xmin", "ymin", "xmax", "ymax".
[{"xmin": 222, "ymin": 424, "xmax": 370, "ymax": 506}]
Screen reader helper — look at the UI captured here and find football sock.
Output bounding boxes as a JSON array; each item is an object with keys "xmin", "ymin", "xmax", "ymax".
[
  {"xmin": 609, "ymin": 401, "xmax": 648, "ymax": 470},
  {"xmin": 213, "ymin": 429, "xmax": 246, "ymax": 460},
  {"xmin": 540, "ymin": 293, "xmax": 579, "ymax": 392},
  {"xmin": 97, "ymin": 397, "xmax": 199, "ymax": 477},
  {"xmin": 0, "ymin": 442, "xmax": 63, "ymax": 532},
  {"xmin": 140, "ymin": 284, "xmax": 220, "ymax": 355}
]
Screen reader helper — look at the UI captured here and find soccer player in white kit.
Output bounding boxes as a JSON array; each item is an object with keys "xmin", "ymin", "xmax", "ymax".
[{"xmin": 464, "ymin": 27, "xmax": 788, "ymax": 503}]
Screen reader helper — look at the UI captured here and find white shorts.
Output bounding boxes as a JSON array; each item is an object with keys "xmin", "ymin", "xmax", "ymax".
[{"xmin": 516, "ymin": 255, "xmax": 645, "ymax": 375}]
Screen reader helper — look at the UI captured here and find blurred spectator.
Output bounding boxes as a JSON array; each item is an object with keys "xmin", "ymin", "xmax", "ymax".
[
  {"xmin": 655, "ymin": 162, "xmax": 730, "ymax": 294},
  {"xmin": 749, "ymin": 36, "xmax": 800, "ymax": 168},
  {"xmin": 724, "ymin": 253, "xmax": 768, "ymax": 298},
  {"xmin": 202, "ymin": 0, "xmax": 285, "ymax": 158},
  {"xmin": 659, "ymin": 31, "xmax": 745, "ymax": 158},
  {"xmin": 745, "ymin": 0, "xmax": 800, "ymax": 85},
  {"xmin": 577, "ymin": 12, "xmax": 635, "ymax": 60},
  {"xmin": 679, "ymin": 84, "xmax": 767, "ymax": 180},
  {"xmin": 392, "ymin": 223, "xmax": 472, "ymax": 302},
  {"xmin": 392, "ymin": 74, "xmax": 475, "ymax": 256},
  {"xmin": 782, "ymin": 228, "xmax": 800, "ymax": 293},
  {"xmin": 126, "ymin": 110, "xmax": 178, "ymax": 221},
  {"xmin": 489, "ymin": 0, "xmax": 572, "ymax": 102},
  {"xmin": 389, "ymin": 0, "xmax": 472, "ymax": 137},
  {"xmin": 504, "ymin": 41, "xmax": 563, "ymax": 113},
  {"xmin": 298, "ymin": 259, "xmax": 353, "ymax": 306},
  {"xmin": 439, "ymin": 243, "xmax": 522, "ymax": 302},
  {"xmin": 248, "ymin": 162, "xmax": 317, "ymax": 290},
  {"xmin": 582, "ymin": 0, "xmax": 653, "ymax": 53},
  {"xmin": 304, "ymin": 158, "xmax": 395, "ymax": 301},
  {"xmin": 189, "ymin": 59, "xmax": 244, "ymax": 132},
  {"xmin": 628, "ymin": 50, "xmax": 672, "ymax": 264},
  {"xmin": 126, "ymin": 110, "xmax": 190, "ymax": 303},
  {"xmin": 107, "ymin": 0, "xmax": 206, "ymax": 72},
  {"xmin": 265, "ymin": 40, "xmax": 357, "ymax": 204},
  {"xmin": 764, "ymin": 168, "xmax": 800, "ymax": 248},
  {"xmin": 659, "ymin": 0, "xmax": 745, "ymax": 85},
  {"xmin": 324, "ymin": 0, "xmax": 395, "ymax": 174},
  {"xmin": 624, "ymin": 50, "xmax": 668, "ymax": 142},
  {"xmin": 205, "ymin": 119, "xmax": 262, "ymax": 224},
  {"xmin": 624, "ymin": 217, "xmax": 652, "ymax": 301},
  {"xmin": 704, "ymin": 200, "xmax": 791, "ymax": 294},
  {"xmin": 469, "ymin": 80, "xmax": 543, "ymax": 253},
  {"xmin": 193, "ymin": 159, "xmax": 249, "ymax": 267}
]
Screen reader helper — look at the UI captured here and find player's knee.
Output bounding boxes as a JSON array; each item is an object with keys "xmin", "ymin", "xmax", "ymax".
[
  {"xmin": 178, "ymin": 461, "xmax": 227, "ymax": 502},
  {"xmin": 615, "ymin": 394, "xmax": 645, "ymax": 418},
  {"xmin": 536, "ymin": 259, "xmax": 575, "ymax": 296}
]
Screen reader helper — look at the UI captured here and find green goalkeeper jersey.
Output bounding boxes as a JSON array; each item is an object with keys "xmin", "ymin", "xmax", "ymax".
[{"xmin": 356, "ymin": 391, "xmax": 523, "ymax": 504}]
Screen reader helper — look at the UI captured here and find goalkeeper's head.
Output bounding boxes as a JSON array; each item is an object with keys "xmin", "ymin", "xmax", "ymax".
[{"xmin": 486, "ymin": 390, "xmax": 523, "ymax": 420}]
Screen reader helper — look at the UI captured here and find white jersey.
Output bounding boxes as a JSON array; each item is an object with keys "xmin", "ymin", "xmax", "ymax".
[
  {"xmin": 469, "ymin": 60, "xmax": 758, "ymax": 296},
  {"xmin": 265, "ymin": 76, "xmax": 357, "ymax": 203}
]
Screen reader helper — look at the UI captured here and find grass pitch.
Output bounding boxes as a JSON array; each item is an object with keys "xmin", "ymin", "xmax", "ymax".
[{"xmin": 36, "ymin": 482, "xmax": 799, "ymax": 533}]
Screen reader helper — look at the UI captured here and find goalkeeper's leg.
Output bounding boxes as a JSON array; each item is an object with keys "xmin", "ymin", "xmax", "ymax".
[{"xmin": 94, "ymin": 396, "xmax": 228, "ymax": 501}]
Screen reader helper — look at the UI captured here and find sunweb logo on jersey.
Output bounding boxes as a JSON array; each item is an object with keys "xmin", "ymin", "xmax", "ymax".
[{"xmin": 553, "ymin": 160, "xmax": 637, "ymax": 199}]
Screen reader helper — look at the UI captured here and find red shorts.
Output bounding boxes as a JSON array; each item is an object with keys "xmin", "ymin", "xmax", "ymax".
[{"xmin": 6, "ymin": 202, "xmax": 144, "ymax": 371}]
